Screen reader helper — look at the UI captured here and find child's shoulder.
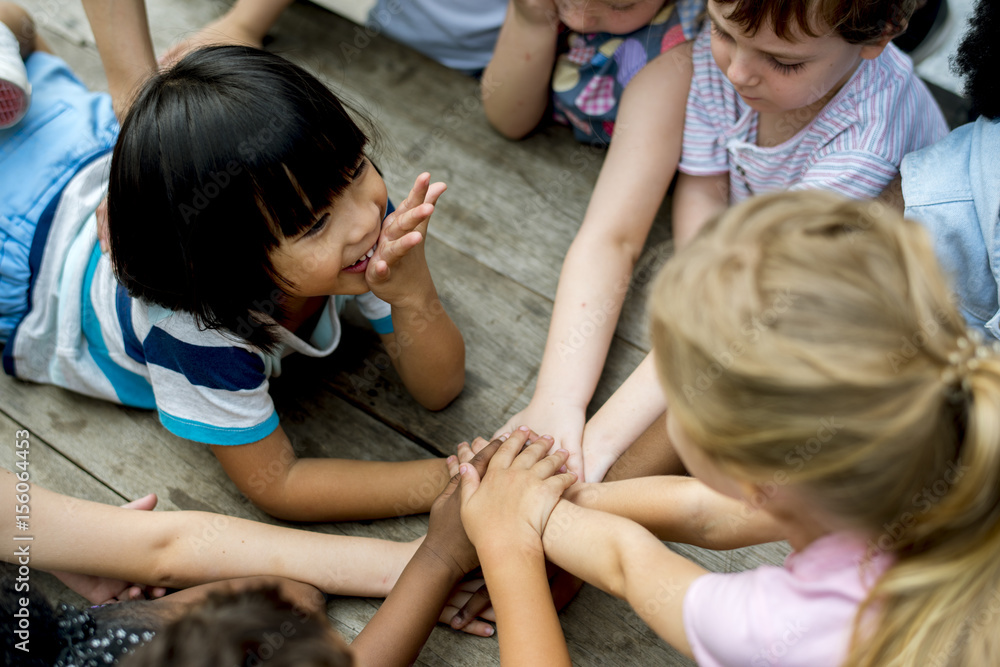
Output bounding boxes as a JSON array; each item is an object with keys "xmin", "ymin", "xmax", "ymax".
[{"xmin": 684, "ymin": 533, "xmax": 889, "ymax": 666}]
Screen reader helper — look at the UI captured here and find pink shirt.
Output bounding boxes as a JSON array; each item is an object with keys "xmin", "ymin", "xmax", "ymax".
[
  {"xmin": 679, "ymin": 23, "xmax": 948, "ymax": 203},
  {"xmin": 683, "ymin": 532, "xmax": 891, "ymax": 666}
]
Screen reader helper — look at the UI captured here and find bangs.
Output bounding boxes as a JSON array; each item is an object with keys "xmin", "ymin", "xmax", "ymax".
[
  {"xmin": 248, "ymin": 123, "xmax": 368, "ymax": 243},
  {"xmin": 715, "ymin": 0, "xmax": 911, "ymax": 44},
  {"xmin": 715, "ymin": 0, "xmax": 826, "ymax": 41}
]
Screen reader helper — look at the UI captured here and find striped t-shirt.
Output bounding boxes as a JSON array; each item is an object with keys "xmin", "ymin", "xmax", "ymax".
[
  {"xmin": 679, "ymin": 23, "xmax": 948, "ymax": 202},
  {"xmin": 5, "ymin": 153, "xmax": 393, "ymax": 446}
]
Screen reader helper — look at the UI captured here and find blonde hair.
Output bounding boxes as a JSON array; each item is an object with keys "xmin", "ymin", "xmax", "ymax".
[{"xmin": 650, "ymin": 191, "xmax": 1000, "ymax": 666}]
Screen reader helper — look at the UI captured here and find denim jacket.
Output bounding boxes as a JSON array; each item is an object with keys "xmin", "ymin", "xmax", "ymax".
[{"xmin": 903, "ymin": 117, "xmax": 1000, "ymax": 340}]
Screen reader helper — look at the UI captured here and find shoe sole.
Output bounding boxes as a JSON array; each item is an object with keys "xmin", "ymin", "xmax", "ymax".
[{"xmin": 0, "ymin": 79, "xmax": 28, "ymax": 129}]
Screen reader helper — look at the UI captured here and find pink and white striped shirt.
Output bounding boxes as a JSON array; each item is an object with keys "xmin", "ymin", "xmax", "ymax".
[{"xmin": 679, "ymin": 23, "xmax": 948, "ymax": 203}]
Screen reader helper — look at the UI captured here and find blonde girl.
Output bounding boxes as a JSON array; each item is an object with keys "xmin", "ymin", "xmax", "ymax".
[{"xmin": 463, "ymin": 190, "xmax": 1000, "ymax": 665}]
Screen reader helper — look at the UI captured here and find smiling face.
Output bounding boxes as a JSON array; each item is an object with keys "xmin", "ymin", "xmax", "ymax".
[
  {"xmin": 555, "ymin": 0, "xmax": 668, "ymax": 34},
  {"xmin": 269, "ymin": 156, "xmax": 387, "ymax": 300},
  {"xmin": 706, "ymin": 0, "xmax": 887, "ymax": 115}
]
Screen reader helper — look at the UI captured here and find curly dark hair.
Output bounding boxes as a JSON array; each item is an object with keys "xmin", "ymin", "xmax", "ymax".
[{"xmin": 953, "ymin": 0, "xmax": 999, "ymax": 118}]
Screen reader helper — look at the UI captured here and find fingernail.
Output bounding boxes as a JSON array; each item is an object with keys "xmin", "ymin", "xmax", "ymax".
[
  {"xmin": 556, "ymin": 448, "xmax": 568, "ymax": 455},
  {"xmin": 484, "ymin": 626, "xmax": 495, "ymax": 636},
  {"xmin": 518, "ymin": 426, "xmax": 530, "ymax": 432},
  {"xmin": 459, "ymin": 464, "xmax": 469, "ymax": 474},
  {"xmin": 446, "ymin": 455, "xmax": 456, "ymax": 465},
  {"xmin": 542, "ymin": 435, "xmax": 554, "ymax": 441},
  {"xmin": 498, "ymin": 433, "xmax": 509, "ymax": 442}
]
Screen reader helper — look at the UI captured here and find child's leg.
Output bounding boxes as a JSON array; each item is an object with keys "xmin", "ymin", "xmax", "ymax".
[
  {"xmin": 0, "ymin": 2, "xmax": 45, "ymax": 59},
  {"xmin": 0, "ymin": 2, "xmax": 33, "ymax": 128}
]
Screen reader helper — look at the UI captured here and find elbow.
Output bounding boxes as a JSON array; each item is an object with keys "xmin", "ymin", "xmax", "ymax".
[
  {"xmin": 482, "ymin": 99, "xmax": 538, "ymax": 141},
  {"xmin": 416, "ymin": 364, "xmax": 465, "ymax": 412},
  {"xmin": 485, "ymin": 113, "xmax": 534, "ymax": 141}
]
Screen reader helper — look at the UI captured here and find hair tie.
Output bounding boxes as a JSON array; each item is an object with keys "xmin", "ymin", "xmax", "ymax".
[{"xmin": 942, "ymin": 334, "xmax": 994, "ymax": 398}]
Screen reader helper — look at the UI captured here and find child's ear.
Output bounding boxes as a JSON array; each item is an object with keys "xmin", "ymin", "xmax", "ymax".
[{"xmin": 859, "ymin": 34, "xmax": 893, "ymax": 61}]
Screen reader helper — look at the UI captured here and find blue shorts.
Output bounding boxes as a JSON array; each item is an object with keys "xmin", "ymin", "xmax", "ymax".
[{"xmin": 0, "ymin": 52, "xmax": 118, "ymax": 343}]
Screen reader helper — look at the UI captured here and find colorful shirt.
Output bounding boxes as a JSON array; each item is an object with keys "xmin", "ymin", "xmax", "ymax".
[
  {"xmin": 551, "ymin": 0, "xmax": 705, "ymax": 145},
  {"xmin": 4, "ymin": 149, "xmax": 393, "ymax": 446},
  {"xmin": 684, "ymin": 532, "xmax": 892, "ymax": 666},
  {"xmin": 679, "ymin": 23, "xmax": 948, "ymax": 202}
]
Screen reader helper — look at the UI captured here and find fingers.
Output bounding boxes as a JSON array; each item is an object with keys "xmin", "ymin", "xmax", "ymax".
[
  {"xmin": 487, "ymin": 429, "xmax": 532, "ymax": 470},
  {"xmin": 445, "ymin": 454, "xmax": 459, "ymax": 478},
  {"xmin": 450, "ymin": 583, "xmax": 492, "ymax": 630},
  {"xmin": 369, "ymin": 231, "xmax": 424, "ymax": 281},
  {"xmin": 121, "ymin": 493, "xmax": 158, "ymax": 511},
  {"xmin": 470, "ymin": 436, "xmax": 497, "ymax": 455},
  {"xmin": 458, "ymin": 460, "xmax": 484, "ymax": 507}
]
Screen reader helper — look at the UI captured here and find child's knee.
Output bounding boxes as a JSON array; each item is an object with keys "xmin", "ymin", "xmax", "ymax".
[{"xmin": 0, "ymin": 3, "xmax": 36, "ymax": 60}]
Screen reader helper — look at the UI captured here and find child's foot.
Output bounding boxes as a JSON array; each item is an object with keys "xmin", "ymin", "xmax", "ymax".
[{"xmin": 0, "ymin": 22, "xmax": 29, "ymax": 129}]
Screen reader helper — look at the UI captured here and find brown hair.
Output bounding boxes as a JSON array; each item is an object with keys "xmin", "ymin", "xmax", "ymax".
[
  {"xmin": 715, "ymin": 0, "xmax": 917, "ymax": 44},
  {"xmin": 650, "ymin": 191, "xmax": 1000, "ymax": 665},
  {"xmin": 121, "ymin": 586, "xmax": 353, "ymax": 667}
]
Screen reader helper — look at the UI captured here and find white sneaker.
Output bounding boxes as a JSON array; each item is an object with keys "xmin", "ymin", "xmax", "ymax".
[{"xmin": 0, "ymin": 23, "xmax": 30, "ymax": 129}]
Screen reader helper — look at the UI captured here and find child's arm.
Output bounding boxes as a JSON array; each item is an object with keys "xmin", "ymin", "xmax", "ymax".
[
  {"xmin": 460, "ymin": 430, "xmax": 577, "ymax": 666},
  {"xmin": 481, "ymin": 0, "xmax": 560, "ymax": 139},
  {"xmin": 670, "ymin": 171, "xmax": 730, "ymax": 248},
  {"xmin": 0, "ymin": 469, "xmax": 415, "ymax": 597},
  {"xmin": 367, "ymin": 173, "xmax": 465, "ymax": 410},
  {"xmin": 580, "ymin": 353, "xmax": 666, "ymax": 481},
  {"xmin": 563, "ymin": 476, "xmax": 786, "ymax": 549},
  {"xmin": 493, "ymin": 44, "xmax": 694, "ymax": 475},
  {"xmin": 210, "ymin": 426, "xmax": 450, "ymax": 521},
  {"xmin": 159, "ymin": 0, "xmax": 293, "ymax": 66},
  {"xmin": 351, "ymin": 438, "xmax": 503, "ymax": 666},
  {"xmin": 542, "ymin": 500, "xmax": 706, "ymax": 657},
  {"xmin": 80, "ymin": 0, "xmax": 157, "ymax": 119}
]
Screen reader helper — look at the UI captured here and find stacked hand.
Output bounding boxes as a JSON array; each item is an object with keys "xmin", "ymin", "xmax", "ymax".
[
  {"xmin": 492, "ymin": 402, "xmax": 586, "ymax": 478},
  {"xmin": 460, "ymin": 429, "xmax": 578, "ymax": 552}
]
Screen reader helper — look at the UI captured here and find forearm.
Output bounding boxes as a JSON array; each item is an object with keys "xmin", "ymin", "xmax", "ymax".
[
  {"xmin": 265, "ymin": 456, "xmax": 450, "ymax": 521},
  {"xmin": 351, "ymin": 543, "xmax": 463, "ymax": 666},
  {"xmin": 482, "ymin": 4, "xmax": 558, "ymax": 139},
  {"xmin": 564, "ymin": 477, "xmax": 785, "ymax": 549},
  {"xmin": 582, "ymin": 354, "xmax": 666, "ymax": 481},
  {"xmin": 386, "ymin": 276, "xmax": 465, "ymax": 410},
  {"xmin": 543, "ymin": 501, "xmax": 702, "ymax": 654},
  {"xmin": 671, "ymin": 172, "xmax": 730, "ymax": 248},
  {"xmin": 5, "ymin": 473, "xmax": 419, "ymax": 596},
  {"xmin": 81, "ymin": 0, "xmax": 157, "ymax": 118},
  {"xmin": 480, "ymin": 543, "xmax": 570, "ymax": 666},
  {"xmin": 222, "ymin": 0, "xmax": 294, "ymax": 41},
  {"xmin": 542, "ymin": 501, "xmax": 677, "ymax": 599}
]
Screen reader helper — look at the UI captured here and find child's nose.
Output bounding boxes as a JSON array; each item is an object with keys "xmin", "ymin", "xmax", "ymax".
[
  {"xmin": 726, "ymin": 51, "xmax": 757, "ymax": 87},
  {"xmin": 561, "ymin": 6, "xmax": 594, "ymax": 32}
]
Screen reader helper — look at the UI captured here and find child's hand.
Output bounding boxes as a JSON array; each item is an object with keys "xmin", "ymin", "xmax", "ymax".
[
  {"xmin": 493, "ymin": 401, "xmax": 586, "ymax": 477},
  {"xmin": 424, "ymin": 436, "xmax": 504, "ymax": 577},
  {"xmin": 365, "ymin": 172, "xmax": 446, "ymax": 307},
  {"xmin": 460, "ymin": 430, "xmax": 578, "ymax": 551}
]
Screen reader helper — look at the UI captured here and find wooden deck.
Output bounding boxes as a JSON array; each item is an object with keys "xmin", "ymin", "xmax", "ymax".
[{"xmin": 7, "ymin": 1, "xmax": 792, "ymax": 664}]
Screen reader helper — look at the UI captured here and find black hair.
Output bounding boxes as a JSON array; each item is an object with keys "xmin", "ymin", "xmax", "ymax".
[
  {"xmin": 0, "ymin": 564, "xmax": 161, "ymax": 666},
  {"xmin": 120, "ymin": 586, "xmax": 352, "ymax": 667},
  {"xmin": 107, "ymin": 46, "xmax": 369, "ymax": 351},
  {"xmin": 952, "ymin": 0, "xmax": 999, "ymax": 119}
]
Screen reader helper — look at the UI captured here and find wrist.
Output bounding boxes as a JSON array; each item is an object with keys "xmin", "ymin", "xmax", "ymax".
[{"xmin": 415, "ymin": 537, "xmax": 470, "ymax": 582}]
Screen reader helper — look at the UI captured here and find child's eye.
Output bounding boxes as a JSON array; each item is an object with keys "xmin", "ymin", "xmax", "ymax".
[
  {"xmin": 351, "ymin": 158, "xmax": 367, "ymax": 179},
  {"xmin": 770, "ymin": 59, "xmax": 805, "ymax": 74},
  {"xmin": 710, "ymin": 20, "xmax": 733, "ymax": 41},
  {"xmin": 304, "ymin": 213, "xmax": 329, "ymax": 238},
  {"xmin": 610, "ymin": 3, "xmax": 636, "ymax": 12}
]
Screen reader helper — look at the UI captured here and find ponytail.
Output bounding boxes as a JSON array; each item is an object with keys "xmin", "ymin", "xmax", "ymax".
[{"xmin": 848, "ymin": 355, "xmax": 1000, "ymax": 666}]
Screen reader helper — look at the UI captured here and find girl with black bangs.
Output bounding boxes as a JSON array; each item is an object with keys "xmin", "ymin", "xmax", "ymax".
[{"xmin": 0, "ymin": 0, "xmax": 465, "ymax": 525}]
